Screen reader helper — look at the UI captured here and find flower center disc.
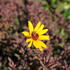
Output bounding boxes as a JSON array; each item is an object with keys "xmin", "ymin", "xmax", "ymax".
[{"xmin": 31, "ymin": 32, "xmax": 39, "ymax": 40}]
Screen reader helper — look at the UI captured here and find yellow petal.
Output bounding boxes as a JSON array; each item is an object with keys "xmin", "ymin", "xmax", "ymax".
[
  {"xmin": 28, "ymin": 41, "xmax": 32, "ymax": 48},
  {"xmin": 22, "ymin": 31, "xmax": 30, "ymax": 37},
  {"xmin": 37, "ymin": 24, "xmax": 44, "ymax": 33},
  {"xmin": 39, "ymin": 35, "xmax": 50, "ymax": 40},
  {"xmin": 34, "ymin": 21, "xmax": 41, "ymax": 31},
  {"xmin": 38, "ymin": 29, "xmax": 48, "ymax": 35},
  {"xmin": 37, "ymin": 41, "xmax": 47, "ymax": 48},
  {"xmin": 33, "ymin": 40, "xmax": 43, "ymax": 51},
  {"xmin": 28, "ymin": 21, "xmax": 33, "ymax": 33},
  {"xmin": 33, "ymin": 41, "xmax": 39, "ymax": 48},
  {"xmin": 26, "ymin": 39, "xmax": 32, "ymax": 42},
  {"xmin": 39, "ymin": 47, "xmax": 43, "ymax": 51}
]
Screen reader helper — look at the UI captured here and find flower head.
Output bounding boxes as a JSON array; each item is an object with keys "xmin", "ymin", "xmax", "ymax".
[{"xmin": 22, "ymin": 21, "xmax": 50, "ymax": 51}]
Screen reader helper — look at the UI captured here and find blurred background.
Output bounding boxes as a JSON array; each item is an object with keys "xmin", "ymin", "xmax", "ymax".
[{"xmin": 0, "ymin": 0, "xmax": 70, "ymax": 70}]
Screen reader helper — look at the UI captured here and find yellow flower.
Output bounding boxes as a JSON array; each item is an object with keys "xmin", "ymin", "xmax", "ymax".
[{"xmin": 22, "ymin": 21, "xmax": 50, "ymax": 51}]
